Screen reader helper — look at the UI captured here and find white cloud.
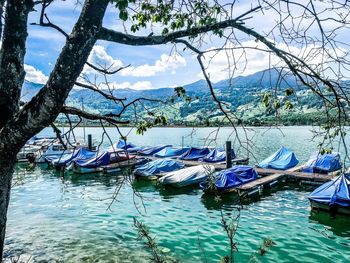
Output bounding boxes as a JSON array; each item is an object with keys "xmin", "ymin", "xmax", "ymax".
[
  {"xmin": 199, "ymin": 40, "xmax": 347, "ymax": 82},
  {"xmin": 110, "ymin": 81, "xmax": 153, "ymax": 90},
  {"xmin": 120, "ymin": 54, "xmax": 187, "ymax": 77},
  {"xmin": 83, "ymin": 45, "xmax": 186, "ymax": 77},
  {"xmin": 83, "ymin": 45, "xmax": 123, "ymax": 74},
  {"xmin": 24, "ymin": 64, "xmax": 48, "ymax": 84}
]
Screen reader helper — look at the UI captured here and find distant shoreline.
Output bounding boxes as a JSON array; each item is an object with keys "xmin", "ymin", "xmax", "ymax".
[{"xmin": 53, "ymin": 123, "xmax": 321, "ymax": 128}]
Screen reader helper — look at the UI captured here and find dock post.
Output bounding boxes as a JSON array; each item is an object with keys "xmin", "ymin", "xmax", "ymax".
[
  {"xmin": 88, "ymin": 134, "xmax": 92, "ymax": 150},
  {"xmin": 226, "ymin": 141, "xmax": 232, "ymax": 168}
]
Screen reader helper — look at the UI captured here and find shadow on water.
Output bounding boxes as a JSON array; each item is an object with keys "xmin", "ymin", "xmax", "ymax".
[
  {"xmin": 132, "ymin": 179, "xmax": 158, "ymax": 193},
  {"xmin": 47, "ymin": 169, "xmax": 128, "ymax": 188},
  {"xmin": 200, "ymin": 192, "xmax": 241, "ymax": 210},
  {"xmin": 157, "ymin": 184, "xmax": 202, "ymax": 200},
  {"xmin": 309, "ymin": 210, "xmax": 350, "ymax": 238}
]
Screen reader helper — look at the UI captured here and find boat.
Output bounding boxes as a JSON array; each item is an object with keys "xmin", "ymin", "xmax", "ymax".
[
  {"xmin": 27, "ymin": 136, "xmax": 56, "ymax": 146},
  {"xmin": 16, "ymin": 144, "xmax": 42, "ymax": 162},
  {"xmin": 199, "ymin": 148, "xmax": 236, "ymax": 163},
  {"xmin": 113, "ymin": 140, "xmax": 144, "ymax": 153},
  {"xmin": 102, "ymin": 157, "xmax": 139, "ymax": 174},
  {"xmin": 134, "ymin": 159, "xmax": 185, "ymax": 180},
  {"xmin": 200, "ymin": 165, "xmax": 258, "ymax": 194},
  {"xmin": 51, "ymin": 147, "xmax": 96, "ymax": 170},
  {"xmin": 257, "ymin": 146, "xmax": 299, "ymax": 170},
  {"xmin": 153, "ymin": 147, "xmax": 190, "ymax": 158},
  {"xmin": 72, "ymin": 150, "xmax": 134, "ymax": 174},
  {"xmin": 303, "ymin": 152, "xmax": 341, "ymax": 174},
  {"xmin": 308, "ymin": 174, "xmax": 350, "ymax": 216},
  {"xmin": 137, "ymin": 145, "xmax": 172, "ymax": 156},
  {"xmin": 158, "ymin": 165, "xmax": 215, "ymax": 187},
  {"xmin": 36, "ymin": 144, "xmax": 72, "ymax": 163},
  {"xmin": 178, "ymin": 147, "xmax": 211, "ymax": 161}
]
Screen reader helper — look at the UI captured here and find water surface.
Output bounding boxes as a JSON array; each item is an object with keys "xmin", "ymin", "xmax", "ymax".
[{"xmin": 5, "ymin": 127, "xmax": 350, "ymax": 262}]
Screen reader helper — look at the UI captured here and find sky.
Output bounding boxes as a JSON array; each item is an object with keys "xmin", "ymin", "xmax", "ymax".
[{"xmin": 23, "ymin": 1, "xmax": 350, "ymax": 90}]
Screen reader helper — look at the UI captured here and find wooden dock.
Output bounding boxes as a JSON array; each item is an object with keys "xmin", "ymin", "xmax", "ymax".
[
  {"xmin": 135, "ymin": 156, "xmax": 338, "ymax": 197},
  {"xmin": 235, "ymin": 166, "xmax": 336, "ymax": 196},
  {"xmin": 144, "ymin": 156, "xmax": 249, "ymax": 169}
]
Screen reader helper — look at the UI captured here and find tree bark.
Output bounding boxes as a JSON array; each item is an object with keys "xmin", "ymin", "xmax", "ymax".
[
  {"xmin": 0, "ymin": 154, "xmax": 15, "ymax": 259},
  {"xmin": 0, "ymin": 0, "xmax": 109, "ymax": 258},
  {"xmin": 0, "ymin": 0, "xmax": 33, "ymax": 129}
]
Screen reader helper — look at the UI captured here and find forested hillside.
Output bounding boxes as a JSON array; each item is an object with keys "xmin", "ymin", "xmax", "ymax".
[{"xmin": 22, "ymin": 69, "xmax": 342, "ymax": 126}]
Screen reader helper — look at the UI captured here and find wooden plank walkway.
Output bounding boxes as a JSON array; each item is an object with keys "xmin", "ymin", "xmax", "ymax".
[
  {"xmin": 134, "ymin": 156, "xmax": 337, "ymax": 196},
  {"xmin": 142, "ymin": 156, "xmax": 249, "ymax": 170},
  {"xmin": 237, "ymin": 173, "xmax": 285, "ymax": 191},
  {"xmin": 142, "ymin": 157, "xmax": 335, "ymax": 183},
  {"xmin": 254, "ymin": 167, "xmax": 334, "ymax": 182}
]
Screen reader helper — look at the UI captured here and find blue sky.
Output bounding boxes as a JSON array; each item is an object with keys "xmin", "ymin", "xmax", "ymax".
[
  {"xmin": 23, "ymin": 1, "xmax": 349, "ymax": 89},
  {"xmin": 25, "ymin": 1, "xmax": 203, "ymax": 89}
]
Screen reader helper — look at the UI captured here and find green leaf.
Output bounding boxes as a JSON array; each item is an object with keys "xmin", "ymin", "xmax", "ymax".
[
  {"xmin": 119, "ymin": 10, "xmax": 128, "ymax": 21},
  {"xmin": 262, "ymin": 93, "xmax": 270, "ymax": 107},
  {"xmin": 274, "ymin": 100, "xmax": 281, "ymax": 109},
  {"xmin": 162, "ymin": 27, "xmax": 169, "ymax": 35},
  {"xmin": 285, "ymin": 88, "xmax": 294, "ymax": 96},
  {"xmin": 285, "ymin": 101, "xmax": 293, "ymax": 110}
]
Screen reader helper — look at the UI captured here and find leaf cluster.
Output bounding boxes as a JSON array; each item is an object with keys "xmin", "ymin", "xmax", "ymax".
[{"xmin": 114, "ymin": 0, "xmax": 224, "ymax": 37}]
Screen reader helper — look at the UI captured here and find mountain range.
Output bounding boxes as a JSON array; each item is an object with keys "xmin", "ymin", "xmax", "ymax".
[{"xmin": 21, "ymin": 68, "xmax": 329, "ymax": 126}]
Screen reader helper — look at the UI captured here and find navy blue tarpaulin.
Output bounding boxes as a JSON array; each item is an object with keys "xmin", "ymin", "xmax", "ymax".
[
  {"xmin": 116, "ymin": 140, "xmax": 137, "ymax": 149},
  {"xmin": 179, "ymin": 147, "xmax": 210, "ymax": 161},
  {"xmin": 154, "ymin": 147, "xmax": 190, "ymax": 158},
  {"xmin": 303, "ymin": 152, "xmax": 341, "ymax": 173},
  {"xmin": 74, "ymin": 151, "xmax": 111, "ymax": 168},
  {"xmin": 112, "ymin": 140, "xmax": 143, "ymax": 153},
  {"xmin": 200, "ymin": 148, "xmax": 236, "ymax": 163},
  {"xmin": 257, "ymin": 146, "xmax": 299, "ymax": 170},
  {"xmin": 52, "ymin": 148, "xmax": 95, "ymax": 167},
  {"xmin": 134, "ymin": 159, "xmax": 185, "ymax": 178},
  {"xmin": 308, "ymin": 174, "xmax": 350, "ymax": 207},
  {"xmin": 200, "ymin": 165, "xmax": 258, "ymax": 191},
  {"xmin": 137, "ymin": 145, "xmax": 172, "ymax": 156}
]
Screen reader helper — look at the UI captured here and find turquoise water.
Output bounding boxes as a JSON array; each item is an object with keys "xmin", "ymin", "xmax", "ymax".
[{"xmin": 5, "ymin": 127, "xmax": 350, "ymax": 262}]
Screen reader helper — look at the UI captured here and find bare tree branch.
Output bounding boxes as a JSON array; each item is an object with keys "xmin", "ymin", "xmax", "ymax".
[{"xmin": 61, "ymin": 106, "xmax": 129, "ymax": 125}]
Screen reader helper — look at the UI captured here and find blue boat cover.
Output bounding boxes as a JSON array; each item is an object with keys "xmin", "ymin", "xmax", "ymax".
[
  {"xmin": 201, "ymin": 165, "xmax": 258, "ymax": 191},
  {"xmin": 137, "ymin": 145, "xmax": 172, "ymax": 156},
  {"xmin": 257, "ymin": 146, "xmax": 299, "ymax": 170},
  {"xmin": 179, "ymin": 147, "xmax": 210, "ymax": 161},
  {"xmin": 52, "ymin": 148, "xmax": 95, "ymax": 167},
  {"xmin": 199, "ymin": 148, "xmax": 236, "ymax": 163},
  {"xmin": 134, "ymin": 159, "xmax": 185, "ymax": 177},
  {"xmin": 308, "ymin": 174, "xmax": 350, "ymax": 207},
  {"xmin": 74, "ymin": 151, "xmax": 111, "ymax": 168},
  {"xmin": 45, "ymin": 154, "xmax": 70, "ymax": 163},
  {"xmin": 27, "ymin": 136, "xmax": 55, "ymax": 144},
  {"xmin": 116, "ymin": 140, "xmax": 138, "ymax": 149},
  {"xmin": 154, "ymin": 147, "xmax": 190, "ymax": 158},
  {"xmin": 108, "ymin": 140, "xmax": 144, "ymax": 154},
  {"xmin": 303, "ymin": 152, "xmax": 341, "ymax": 173}
]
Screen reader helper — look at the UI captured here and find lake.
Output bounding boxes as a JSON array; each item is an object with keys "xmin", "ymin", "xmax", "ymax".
[{"xmin": 5, "ymin": 126, "xmax": 350, "ymax": 262}]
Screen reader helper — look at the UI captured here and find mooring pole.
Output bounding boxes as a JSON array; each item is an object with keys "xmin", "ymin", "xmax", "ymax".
[
  {"xmin": 88, "ymin": 134, "xmax": 92, "ymax": 150},
  {"xmin": 226, "ymin": 141, "xmax": 232, "ymax": 168}
]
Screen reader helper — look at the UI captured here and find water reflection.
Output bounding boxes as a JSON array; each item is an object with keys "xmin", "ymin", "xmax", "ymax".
[
  {"xmin": 157, "ymin": 185, "xmax": 201, "ymax": 200},
  {"xmin": 7, "ymin": 127, "xmax": 350, "ymax": 262},
  {"xmin": 132, "ymin": 179, "xmax": 158, "ymax": 193},
  {"xmin": 309, "ymin": 210, "xmax": 350, "ymax": 238}
]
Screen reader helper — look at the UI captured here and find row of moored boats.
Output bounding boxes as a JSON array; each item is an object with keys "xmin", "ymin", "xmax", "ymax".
[{"xmin": 18, "ymin": 137, "xmax": 350, "ymax": 215}]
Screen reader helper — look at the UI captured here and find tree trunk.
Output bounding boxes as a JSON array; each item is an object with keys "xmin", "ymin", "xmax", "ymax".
[
  {"xmin": 0, "ymin": 0, "xmax": 109, "ymax": 259},
  {"xmin": 0, "ymin": 0, "xmax": 33, "ymax": 128},
  {"xmin": 0, "ymin": 154, "xmax": 15, "ymax": 259}
]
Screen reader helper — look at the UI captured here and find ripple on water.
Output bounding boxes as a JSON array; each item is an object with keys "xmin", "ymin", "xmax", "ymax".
[{"xmin": 5, "ymin": 163, "xmax": 350, "ymax": 262}]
